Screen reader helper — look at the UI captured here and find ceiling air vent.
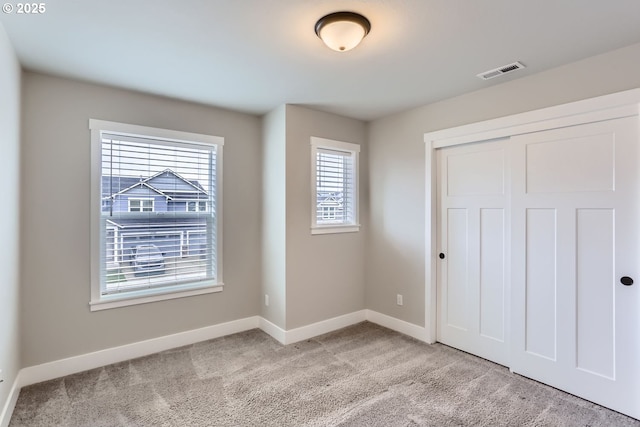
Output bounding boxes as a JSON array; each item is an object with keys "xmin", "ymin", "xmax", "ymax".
[{"xmin": 477, "ymin": 61, "xmax": 526, "ymax": 80}]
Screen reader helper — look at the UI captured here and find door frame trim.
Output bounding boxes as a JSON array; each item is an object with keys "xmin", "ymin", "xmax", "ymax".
[{"xmin": 423, "ymin": 88, "xmax": 640, "ymax": 343}]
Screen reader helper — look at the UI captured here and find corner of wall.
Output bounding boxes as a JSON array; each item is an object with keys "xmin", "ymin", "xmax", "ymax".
[
  {"xmin": 260, "ymin": 106, "xmax": 287, "ymax": 329},
  {"xmin": 0, "ymin": 20, "xmax": 22, "ymax": 427}
]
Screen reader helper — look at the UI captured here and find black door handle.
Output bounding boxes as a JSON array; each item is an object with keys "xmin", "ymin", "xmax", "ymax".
[
  {"xmin": 439, "ymin": 253, "xmax": 445, "ymax": 260},
  {"xmin": 621, "ymin": 276, "xmax": 634, "ymax": 286}
]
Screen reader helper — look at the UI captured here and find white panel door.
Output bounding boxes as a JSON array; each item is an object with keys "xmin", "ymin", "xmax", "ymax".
[
  {"xmin": 510, "ymin": 116, "xmax": 640, "ymax": 419},
  {"xmin": 436, "ymin": 139, "xmax": 509, "ymax": 366}
]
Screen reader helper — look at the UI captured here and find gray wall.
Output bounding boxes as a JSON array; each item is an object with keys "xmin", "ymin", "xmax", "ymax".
[
  {"xmin": 20, "ymin": 73, "xmax": 262, "ymax": 366},
  {"xmin": 11, "ymin": 32, "xmax": 640, "ymax": 377},
  {"xmin": 0, "ymin": 23, "xmax": 21, "ymax": 412},
  {"xmin": 366, "ymin": 42, "xmax": 640, "ymax": 327},
  {"xmin": 284, "ymin": 105, "xmax": 367, "ymax": 329},
  {"xmin": 260, "ymin": 104, "xmax": 368, "ymax": 330}
]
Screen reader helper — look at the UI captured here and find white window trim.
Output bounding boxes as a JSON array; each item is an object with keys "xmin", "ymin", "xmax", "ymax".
[
  {"xmin": 89, "ymin": 119, "xmax": 224, "ymax": 311},
  {"xmin": 186, "ymin": 200, "xmax": 208, "ymax": 212},
  {"xmin": 128, "ymin": 197, "xmax": 154, "ymax": 212},
  {"xmin": 310, "ymin": 137, "xmax": 360, "ymax": 235},
  {"xmin": 90, "ymin": 284, "xmax": 223, "ymax": 311}
]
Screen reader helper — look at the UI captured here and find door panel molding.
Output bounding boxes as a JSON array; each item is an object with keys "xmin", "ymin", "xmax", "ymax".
[{"xmin": 436, "ymin": 140, "xmax": 509, "ymax": 366}]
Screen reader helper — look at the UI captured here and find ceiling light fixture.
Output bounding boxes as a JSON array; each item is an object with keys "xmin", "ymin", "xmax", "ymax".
[{"xmin": 315, "ymin": 11, "xmax": 371, "ymax": 52}]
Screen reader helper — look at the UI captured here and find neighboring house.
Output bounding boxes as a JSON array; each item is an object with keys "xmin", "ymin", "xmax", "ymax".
[
  {"xmin": 102, "ymin": 168, "xmax": 210, "ymax": 214},
  {"xmin": 102, "ymin": 169, "xmax": 210, "ymax": 265},
  {"xmin": 317, "ymin": 192, "xmax": 344, "ymax": 221},
  {"xmin": 102, "ymin": 169, "xmax": 345, "ymax": 268}
]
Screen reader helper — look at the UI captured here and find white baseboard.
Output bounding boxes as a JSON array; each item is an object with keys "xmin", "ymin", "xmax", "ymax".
[
  {"xmin": 3, "ymin": 310, "xmax": 425, "ymax": 425},
  {"xmin": 365, "ymin": 310, "xmax": 429, "ymax": 342},
  {"xmin": 258, "ymin": 317, "xmax": 287, "ymax": 344},
  {"xmin": 259, "ymin": 311, "xmax": 368, "ymax": 345},
  {"xmin": 0, "ymin": 373, "xmax": 21, "ymax": 427},
  {"xmin": 258, "ymin": 310, "xmax": 428, "ymax": 345},
  {"xmin": 283, "ymin": 310, "xmax": 368, "ymax": 345},
  {"xmin": 16, "ymin": 311, "xmax": 425, "ymax": 387},
  {"xmin": 19, "ymin": 316, "xmax": 260, "ymax": 388}
]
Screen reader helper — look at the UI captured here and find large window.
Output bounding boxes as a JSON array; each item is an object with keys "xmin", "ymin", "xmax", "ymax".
[
  {"xmin": 310, "ymin": 137, "xmax": 360, "ymax": 234},
  {"xmin": 90, "ymin": 120, "xmax": 224, "ymax": 311}
]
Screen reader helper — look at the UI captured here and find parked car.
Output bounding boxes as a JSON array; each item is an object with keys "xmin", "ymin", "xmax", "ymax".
[{"xmin": 132, "ymin": 244, "xmax": 165, "ymax": 276}]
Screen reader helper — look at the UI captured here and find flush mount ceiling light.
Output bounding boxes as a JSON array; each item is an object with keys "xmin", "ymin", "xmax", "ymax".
[{"xmin": 315, "ymin": 11, "xmax": 371, "ymax": 52}]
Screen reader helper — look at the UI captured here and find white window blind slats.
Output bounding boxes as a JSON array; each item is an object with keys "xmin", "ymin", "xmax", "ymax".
[
  {"xmin": 100, "ymin": 134, "xmax": 218, "ymax": 297},
  {"xmin": 101, "ymin": 132, "xmax": 214, "ymax": 151},
  {"xmin": 102, "ymin": 147, "xmax": 214, "ymax": 188},
  {"xmin": 315, "ymin": 147, "xmax": 356, "ymax": 226}
]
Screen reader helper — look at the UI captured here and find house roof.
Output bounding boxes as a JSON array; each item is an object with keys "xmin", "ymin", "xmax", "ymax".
[{"xmin": 102, "ymin": 169, "xmax": 208, "ymax": 200}]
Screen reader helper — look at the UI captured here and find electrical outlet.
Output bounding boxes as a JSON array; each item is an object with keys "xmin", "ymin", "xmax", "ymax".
[
  {"xmin": 396, "ymin": 294, "xmax": 403, "ymax": 306},
  {"xmin": 265, "ymin": 294, "xmax": 270, "ymax": 307}
]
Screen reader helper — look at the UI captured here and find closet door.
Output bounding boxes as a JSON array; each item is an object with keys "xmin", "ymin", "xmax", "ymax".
[
  {"xmin": 510, "ymin": 116, "xmax": 639, "ymax": 419},
  {"xmin": 436, "ymin": 139, "xmax": 509, "ymax": 366}
]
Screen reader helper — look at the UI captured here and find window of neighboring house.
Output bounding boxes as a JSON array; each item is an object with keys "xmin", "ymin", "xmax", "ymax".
[
  {"xmin": 310, "ymin": 137, "xmax": 360, "ymax": 234},
  {"xmin": 129, "ymin": 198, "xmax": 154, "ymax": 212},
  {"xmin": 321, "ymin": 205, "xmax": 337, "ymax": 220},
  {"xmin": 90, "ymin": 119, "xmax": 224, "ymax": 311},
  {"xmin": 186, "ymin": 201, "xmax": 207, "ymax": 212}
]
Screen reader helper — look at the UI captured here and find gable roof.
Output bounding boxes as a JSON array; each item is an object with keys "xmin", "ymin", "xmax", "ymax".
[
  {"xmin": 114, "ymin": 181, "xmax": 169, "ymax": 199},
  {"xmin": 145, "ymin": 169, "xmax": 207, "ymax": 198},
  {"xmin": 318, "ymin": 193, "xmax": 342, "ymax": 204},
  {"xmin": 102, "ymin": 169, "xmax": 208, "ymax": 200}
]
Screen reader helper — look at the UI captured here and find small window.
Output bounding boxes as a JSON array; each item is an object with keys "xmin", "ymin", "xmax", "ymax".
[
  {"xmin": 187, "ymin": 201, "xmax": 207, "ymax": 212},
  {"xmin": 129, "ymin": 198, "xmax": 154, "ymax": 212},
  {"xmin": 310, "ymin": 137, "xmax": 360, "ymax": 234},
  {"xmin": 90, "ymin": 120, "xmax": 224, "ymax": 311},
  {"xmin": 321, "ymin": 205, "xmax": 337, "ymax": 220}
]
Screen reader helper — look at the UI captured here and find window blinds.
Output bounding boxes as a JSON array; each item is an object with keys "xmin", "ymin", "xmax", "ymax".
[
  {"xmin": 315, "ymin": 148, "xmax": 356, "ymax": 225},
  {"xmin": 100, "ymin": 133, "xmax": 218, "ymax": 296}
]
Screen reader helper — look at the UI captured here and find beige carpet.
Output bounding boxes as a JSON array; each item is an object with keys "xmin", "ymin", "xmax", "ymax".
[{"xmin": 9, "ymin": 322, "xmax": 640, "ymax": 426}]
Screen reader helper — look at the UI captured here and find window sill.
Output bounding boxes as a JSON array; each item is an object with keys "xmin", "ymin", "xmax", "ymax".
[
  {"xmin": 90, "ymin": 282, "xmax": 224, "ymax": 311},
  {"xmin": 311, "ymin": 224, "xmax": 360, "ymax": 235}
]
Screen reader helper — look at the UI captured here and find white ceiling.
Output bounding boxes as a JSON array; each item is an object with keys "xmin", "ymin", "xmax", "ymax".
[{"xmin": 2, "ymin": 0, "xmax": 640, "ymax": 121}]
